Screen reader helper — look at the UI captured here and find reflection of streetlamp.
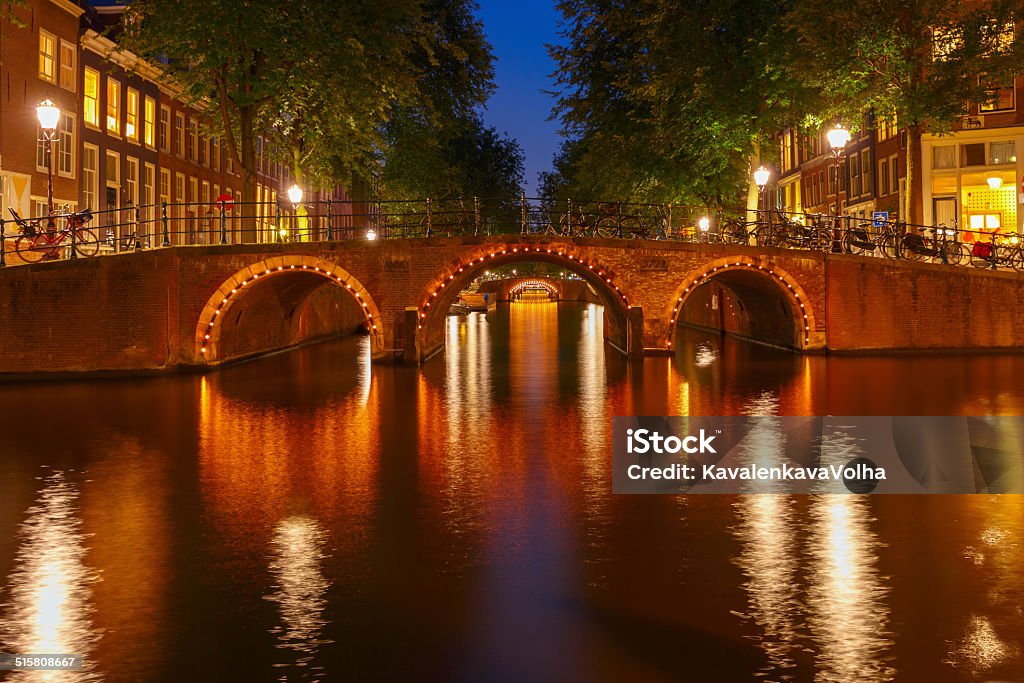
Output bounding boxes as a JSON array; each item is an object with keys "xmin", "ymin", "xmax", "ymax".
[
  {"xmin": 36, "ymin": 100, "xmax": 60, "ymax": 233},
  {"xmin": 366, "ymin": 228, "xmax": 377, "ymax": 240},
  {"xmin": 826, "ymin": 124, "xmax": 851, "ymax": 252}
]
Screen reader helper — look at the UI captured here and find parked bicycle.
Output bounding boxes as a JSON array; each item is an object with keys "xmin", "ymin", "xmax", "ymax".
[
  {"xmin": 841, "ymin": 219, "xmax": 902, "ymax": 258},
  {"xmin": 11, "ymin": 208, "xmax": 99, "ymax": 262},
  {"xmin": 901, "ymin": 225, "xmax": 963, "ymax": 265},
  {"xmin": 968, "ymin": 232, "xmax": 1022, "ymax": 270}
]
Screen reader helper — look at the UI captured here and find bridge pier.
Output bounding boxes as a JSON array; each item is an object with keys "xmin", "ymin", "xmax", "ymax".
[{"xmin": 627, "ymin": 306, "xmax": 645, "ymax": 359}]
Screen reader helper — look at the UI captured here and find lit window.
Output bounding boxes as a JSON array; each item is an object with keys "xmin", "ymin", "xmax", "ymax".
[
  {"xmin": 126, "ymin": 89, "xmax": 139, "ymax": 141},
  {"xmin": 932, "ymin": 26, "xmax": 962, "ymax": 61},
  {"xmin": 107, "ymin": 78, "xmax": 121, "ymax": 134},
  {"xmin": 144, "ymin": 97, "xmax": 156, "ymax": 147},
  {"xmin": 989, "ymin": 141, "xmax": 1015, "ymax": 165},
  {"xmin": 59, "ymin": 41, "xmax": 75, "ymax": 91},
  {"xmin": 39, "ymin": 30, "xmax": 56, "ymax": 83},
  {"xmin": 969, "ymin": 213, "xmax": 1001, "ymax": 230},
  {"xmin": 981, "ymin": 83, "xmax": 1015, "ymax": 113},
  {"xmin": 83, "ymin": 68, "xmax": 99, "ymax": 127}
]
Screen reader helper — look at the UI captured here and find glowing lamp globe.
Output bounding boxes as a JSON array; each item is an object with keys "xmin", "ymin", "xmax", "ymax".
[
  {"xmin": 287, "ymin": 184, "xmax": 303, "ymax": 204},
  {"xmin": 698, "ymin": 216, "xmax": 710, "ymax": 231},
  {"xmin": 827, "ymin": 124, "xmax": 851, "ymax": 152},
  {"xmin": 753, "ymin": 166, "xmax": 770, "ymax": 189},
  {"xmin": 36, "ymin": 99, "xmax": 60, "ymax": 131}
]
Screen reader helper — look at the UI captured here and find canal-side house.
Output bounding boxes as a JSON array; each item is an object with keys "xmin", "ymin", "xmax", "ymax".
[
  {"xmin": 0, "ymin": 0, "xmax": 83, "ymax": 224},
  {"xmin": 79, "ymin": 3, "xmax": 160, "ymax": 249}
]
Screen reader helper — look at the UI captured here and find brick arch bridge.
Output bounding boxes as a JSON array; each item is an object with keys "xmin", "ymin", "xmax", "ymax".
[{"xmin": 1, "ymin": 234, "xmax": 1023, "ymax": 376}]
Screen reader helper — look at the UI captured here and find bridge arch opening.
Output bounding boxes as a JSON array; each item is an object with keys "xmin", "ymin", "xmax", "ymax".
[
  {"xmin": 416, "ymin": 245, "xmax": 632, "ymax": 360},
  {"xmin": 666, "ymin": 258, "xmax": 815, "ymax": 351},
  {"xmin": 194, "ymin": 256, "xmax": 384, "ymax": 366}
]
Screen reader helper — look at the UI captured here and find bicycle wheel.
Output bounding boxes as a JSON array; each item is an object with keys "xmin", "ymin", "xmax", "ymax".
[
  {"xmin": 900, "ymin": 234, "xmax": 925, "ymax": 261},
  {"xmin": 721, "ymin": 221, "xmax": 746, "ymax": 245},
  {"xmin": 842, "ymin": 230, "xmax": 867, "ymax": 255},
  {"xmin": 595, "ymin": 217, "xmax": 617, "ymax": 239},
  {"xmin": 942, "ymin": 241, "xmax": 963, "ymax": 266},
  {"xmin": 15, "ymin": 235, "xmax": 46, "ymax": 263},
  {"xmin": 754, "ymin": 224, "xmax": 776, "ymax": 247},
  {"xmin": 74, "ymin": 229, "xmax": 100, "ymax": 257},
  {"xmin": 1011, "ymin": 246, "xmax": 1024, "ymax": 271}
]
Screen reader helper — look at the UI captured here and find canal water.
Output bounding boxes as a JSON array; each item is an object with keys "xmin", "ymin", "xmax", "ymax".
[{"xmin": 1, "ymin": 300, "xmax": 1023, "ymax": 681}]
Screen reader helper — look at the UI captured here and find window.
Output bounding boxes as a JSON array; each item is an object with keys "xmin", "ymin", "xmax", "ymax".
[
  {"xmin": 159, "ymin": 105, "xmax": 170, "ymax": 151},
  {"xmin": 933, "ymin": 145, "xmax": 956, "ymax": 169},
  {"xmin": 201, "ymin": 180, "xmax": 210, "ymax": 205},
  {"xmin": 188, "ymin": 118, "xmax": 197, "ymax": 161},
  {"xmin": 175, "ymin": 112, "xmax": 184, "ymax": 157},
  {"xmin": 879, "ymin": 159, "xmax": 889, "ymax": 196},
  {"xmin": 58, "ymin": 113, "xmax": 74, "ymax": 178},
  {"xmin": 39, "ymin": 30, "xmax": 56, "ymax": 83},
  {"xmin": 890, "ymin": 155, "xmax": 899, "ymax": 196},
  {"xmin": 107, "ymin": 78, "xmax": 121, "ymax": 135},
  {"xmin": 126, "ymin": 88, "xmax": 139, "ymax": 141},
  {"xmin": 850, "ymin": 152, "xmax": 861, "ymax": 197},
  {"xmin": 106, "ymin": 151, "xmax": 120, "ymax": 186},
  {"xmin": 876, "ymin": 112, "xmax": 898, "ymax": 141},
  {"xmin": 59, "ymin": 40, "xmax": 75, "ymax": 91},
  {"xmin": 861, "ymin": 149, "xmax": 872, "ymax": 196},
  {"xmin": 144, "ymin": 97, "xmax": 156, "ymax": 147},
  {"xmin": 981, "ymin": 83, "xmax": 1015, "ymax": 112},
  {"xmin": 932, "ymin": 27, "xmax": 962, "ymax": 61},
  {"xmin": 212, "ymin": 136, "xmax": 220, "ymax": 171},
  {"xmin": 126, "ymin": 157, "xmax": 139, "ymax": 207},
  {"xmin": 961, "ymin": 143, "xmax": 986, "ymax": 167},
  {"xmin": 199, "ymin": 133, "xmax": 207, "ymax": 166},
  {"xmin": 828, "ymin": 166, "xmax": 837, "ymax": 195},
  {"xmin": 159, "ymin": 168, "xmax": 170, "ymax": 204},
  {"xmin": 175, "ymin": 173, "xmax": 185, "ymax": 202},
  {"xmin": 780, "ymin": 132, "xmax": 795, "ymax": 172},
  {"xmin": 969, "ymin": 213, "xmax": 1002, "ymax": 230},
  {"xmin": 82, "ymin": 144, "xmax": 98, "ymax": 210},
  {"xmin": 989, "ymin": 141, "xmax": 1015, "ymax": 165},
  {"xmin": 83, "ymin": 68, "xmax": 100, "ymax": 127}
]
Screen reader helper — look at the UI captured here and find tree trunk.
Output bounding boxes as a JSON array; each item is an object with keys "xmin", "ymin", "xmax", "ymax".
[
  {"xmin": 239, "ymin": 105, "xmax": 258, "ymax": 242},
  {"xmin": 746, "ymin": 140, "xmax": 761, "ymax": 218},
  {"xmin": 904, "ymin": 123, "xmax": 923, "ymax": 228}
]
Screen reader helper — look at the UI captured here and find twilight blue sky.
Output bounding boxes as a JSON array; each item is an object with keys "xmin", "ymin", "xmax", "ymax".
[{"xmin": 474, "ymin": 0, "xmax": 563, "ymax": 195}]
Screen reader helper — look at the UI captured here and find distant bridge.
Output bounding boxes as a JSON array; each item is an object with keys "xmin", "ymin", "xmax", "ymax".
[{"xmin": 1, "ymin": 232, "xmax": 1022, "ymax": 378}]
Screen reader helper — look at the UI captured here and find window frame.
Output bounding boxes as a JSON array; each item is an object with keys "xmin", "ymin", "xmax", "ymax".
[
  {"xmin": 82, "ymin": 143, "xmax": 99, "ymax": 211},
  {"xmin": 59, "ymin": 40, "xmax": 76, "ymax": 92},
  {"xmin": 106, "ymin": 77, "xmax": 121, "ymax": 136},
  {"xmin": 126, "ymin": 88, "xmax": 140, "ymax": 142},
  {"xmin": 83, "ymin": 68, "xmax": 100, "ymax": 129},
  {"xmin": 38, "ymin": 29, "xmax": 57, "ymax": 83},
  {"xmin": 57, "ymin": 112, "xmax": 75, "ymax": 179}
]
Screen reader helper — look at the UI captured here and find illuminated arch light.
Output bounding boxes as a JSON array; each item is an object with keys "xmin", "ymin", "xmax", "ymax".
[
  {"xmin": 419, "ymin": 245, "xmax": 629, "ymax": 322},
  {"xmin": 196, "ymin": 257, "xmax": 382, "ymax": 361},
  {"xmin": 508, "ymin": 279, "xmax": 560, "ymax": 298},
  {"xmin": 665, "ymin": 260, "xmax": 811, "ymax": 349}
]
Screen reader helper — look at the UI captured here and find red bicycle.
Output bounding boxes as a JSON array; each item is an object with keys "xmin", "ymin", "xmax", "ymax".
[{"xmin": 10, "ymin": 208, "xmax": 99, "ymax": 262}]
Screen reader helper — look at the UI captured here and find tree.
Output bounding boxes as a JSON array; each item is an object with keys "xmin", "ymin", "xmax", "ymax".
[
  {"xmin": 789, "ymin": 0, "xmax": 1024, "ymax": 223},
  {"xmin": 548, "ymin": 0, "xmax": 817, "ymax": 209}
]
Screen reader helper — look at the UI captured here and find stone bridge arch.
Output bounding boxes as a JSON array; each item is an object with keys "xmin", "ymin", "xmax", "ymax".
[
  {"xmin": 663, "ymin": 255, "xmax": 822, "ymax": 351},
  {"xmin": 194, "ymin": 255, "xmax": 385, "ymax": 365},
  {"xmin": 412, "ymin": 244, "xmax": 634, "ymax": 360},
  {"xmin": 507, "ymin": 278, "xmax": 561, "ymax": 299}
]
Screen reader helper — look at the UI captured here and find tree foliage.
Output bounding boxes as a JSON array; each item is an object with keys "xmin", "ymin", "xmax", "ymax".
[{"xmin": 546, "ymin": 0, "xmax": 1024, "ymax": 218}]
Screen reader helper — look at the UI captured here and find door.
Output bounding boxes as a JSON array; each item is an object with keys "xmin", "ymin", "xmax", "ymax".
[{"xmin": 933, "ymin": 196, "xmax": 957, "ymax": 236}]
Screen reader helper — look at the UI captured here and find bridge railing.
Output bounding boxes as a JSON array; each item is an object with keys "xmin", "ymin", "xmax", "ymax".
[{"xmin": 0, "ymin": 197, "xmax": 1020, "ymax": 272}]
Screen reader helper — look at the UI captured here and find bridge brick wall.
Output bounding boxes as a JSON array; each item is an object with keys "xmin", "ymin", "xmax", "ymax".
[{"xmin": 0, "ymin": 237, "xmax": 1019, "ymax": 378}]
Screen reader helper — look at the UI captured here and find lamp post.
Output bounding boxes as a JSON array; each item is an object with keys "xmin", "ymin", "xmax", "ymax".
[
  {"xmin": 36, "ymin": 100, "xmax": 60, "ymax": 231},
  {"xmin": 826, "ymin": 124, "xmax": 851, "ymax": 252},
  {"xmin": 287, "ymin": 184, "xmax": 302, "ymax": 242}
]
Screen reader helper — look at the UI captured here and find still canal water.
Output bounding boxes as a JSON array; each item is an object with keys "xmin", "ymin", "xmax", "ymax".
[{"xmin": 1, "ymin": 299, "xmax": 1024, "ymax": 681}]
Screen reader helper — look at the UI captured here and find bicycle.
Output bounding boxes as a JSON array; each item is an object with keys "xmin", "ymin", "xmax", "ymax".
[
  {"xmin": 901, "ymin": 225, "xmax": 963, "ymax": 265},
  {"xmin": 777, "ymin": 213, "xmax": 831, "ymax": 251},
  {"xmin": 968, "ymin": 232, "xmax": 1022, "ymax": 270},
  {"xmin": 11, "ymin": 208, "xmax": 99, "ymax": 262},
  {"xmin": 551, "ymin": 201, "xmax": 617, "ymax": 238},
  {"xmin": 841, "ymin": 219, "xmax": 902, "ymax": 258}
]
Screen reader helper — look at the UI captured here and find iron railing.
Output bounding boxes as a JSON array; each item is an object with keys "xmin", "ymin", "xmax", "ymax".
[{"xmin": 0, "ymin": 196, "xmax": 1021, "ymax": 272}]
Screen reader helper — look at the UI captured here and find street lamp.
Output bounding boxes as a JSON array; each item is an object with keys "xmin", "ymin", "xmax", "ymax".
[
  {"xmin": 287, "ymin": 184, "xmax": 303, "ymax": 205},
  {"xmin": 36, "ymin": 100, "xmax": 60, "ymax": 233},
  {"xmin": 286, "ymin": 184, "xmax": 302, "ymax": 241},
  {"xmin": 827, "ymin": 124, "xmax": 851, "ymax": 252},
  {"xmin": 753, "ymin": 165, "xmax": 771, "ymax": 221},
  {"xmin": 366, "ymin": 228, "xmax": 377, "ymax": 240}
]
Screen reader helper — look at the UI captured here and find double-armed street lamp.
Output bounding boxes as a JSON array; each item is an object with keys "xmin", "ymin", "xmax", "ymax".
[{"xmin": 826, "ymin": 123, "xmax": 851, "ymax": 252}]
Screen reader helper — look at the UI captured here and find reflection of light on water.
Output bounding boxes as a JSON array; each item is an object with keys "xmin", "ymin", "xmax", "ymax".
[
  {"xmin": 577, "ymin": 303, "xmax": 606, "ymax": 457},
  {"xmin": 265, "ymin": 516, "xmax": 331, "ymax": 678},
  {"xmin": 694, "ymin": 343, "xmax": 718, "ymax": 367},
  {"xmin": 0, "ymin": 470, "xmax": 101, "ymax": 682},
  {"xmin": 732, "ymin": 495, "xmax": 800, "ymax": 674},
  {"xmin": 806, "ymin": 496, "xmax": 894, "ymax": 682},
  {"xmin": 945, "ymin": 615, "xmax": 1017, "ymax": 674}
]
